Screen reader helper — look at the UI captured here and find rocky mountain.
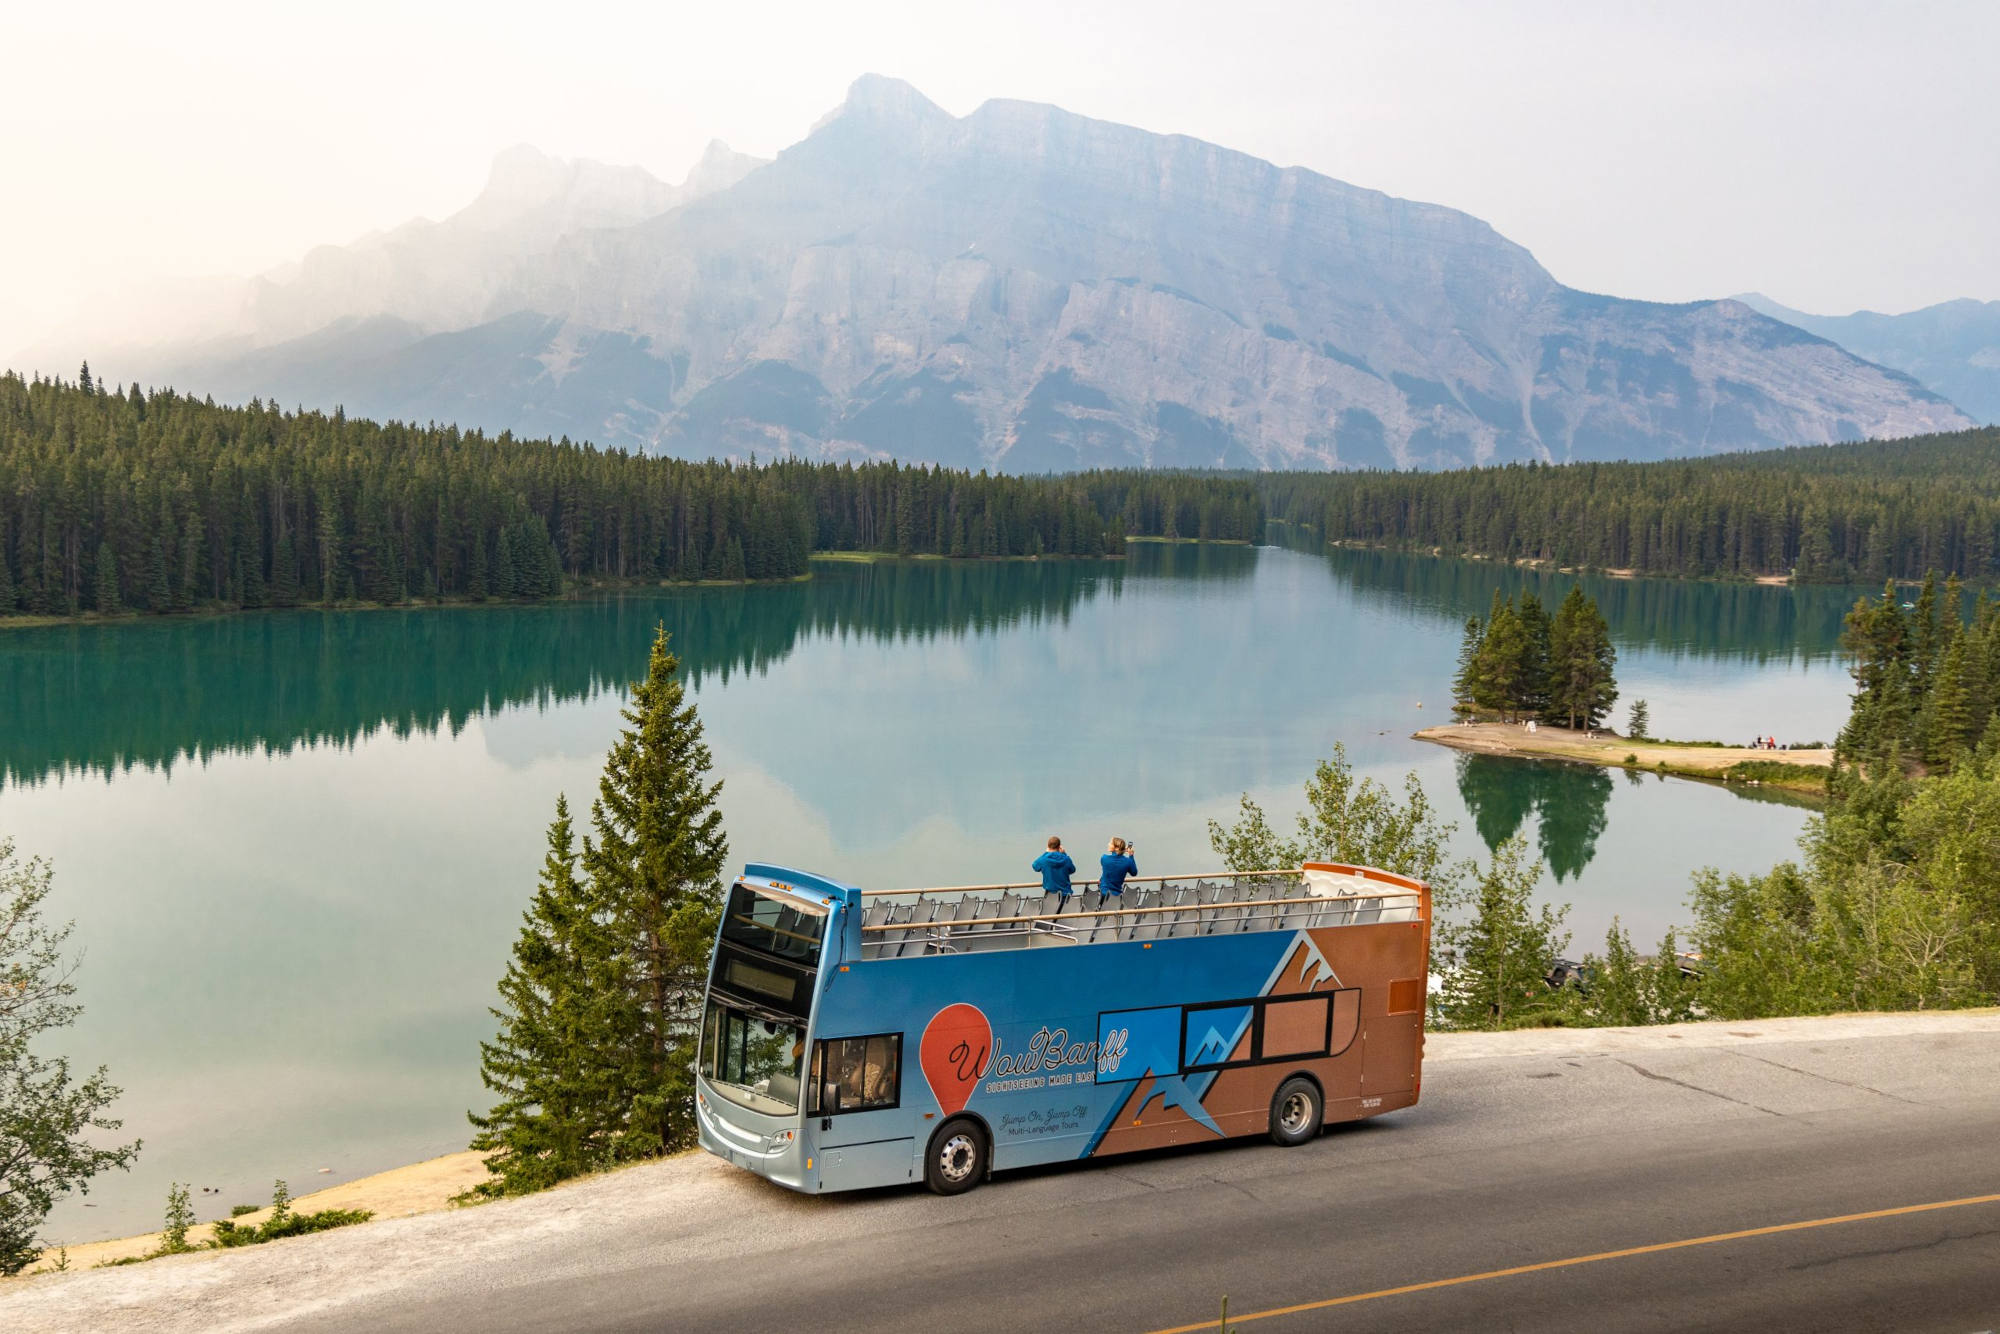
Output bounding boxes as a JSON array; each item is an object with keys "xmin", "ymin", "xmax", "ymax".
[
  {"xmin": 122, "ymin": 76, "xmax": 1971, "ymax": 469},
  {"xmin": 1736, "ymin": 293, "xmax": 2000, "ymax": 425}
]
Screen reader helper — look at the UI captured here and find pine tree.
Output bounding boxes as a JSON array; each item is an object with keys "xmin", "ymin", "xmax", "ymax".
[
  {"xmin": 1628, "ymin": 699, "xmax": 1650, "ymax": 741},
  {"xmin": 1911, "ymin": 571, "xmax": 1941, "ymax": 696},
  {"xmin": 495, "ymin": 525, "xmax": 520, "ymax": 599},
  {"xmin": 0, "ymin": 518, "xmax": 15, "ymax": 613},
  {"xmin": 270, "ymin": 533, "xmax": 301, "ymax": 608},
  {"xmin": 1515, "ymin": 592, "xmax": 1554, "ymax": 719},
  {"xmin": 1837, "ymin": 583, "xmax": 1916, "ymax": 765},
  {"xmin": 240, "ymin": 545, "xmax": 267, "ymax": 609},
  {"xmin": 91, "ymin": 542, "xmax": 119, "ymax": 614},
  {"xmin": 1547, "ymin": 586, "xmax": 1617, "ymax": 729},
  {"xmin": 467, "ymin": 531, "xmax": 489, "ymax": 600},
  {"xmin": 468, "ymin": 797, "xmax": 631, "ymax": 1195},
  {"xmin": 1472, "ymin": 591, "xmax": 1527, "ymax": 718},
  {"xmin": 145, "ymin": 536, "xmax": 171, "ymax": 613},
  {"xmin": 578, "ymin": 628, "xmax": 727, "ymax": 1157},
  {"xmin": 175, "ymin": 509, "xmax": 204, "ymax": 610},
  {"xmin": 1451, "ymin": 617, "xmax": 1482, "ymax": 716},
  {"xmin": 1925, "ymin": 625, "xmax": 1977, "ymax": 769},
  {"xmin": 1432, "ymin": 838, "xmax": 1573, "ymax": 1031}
]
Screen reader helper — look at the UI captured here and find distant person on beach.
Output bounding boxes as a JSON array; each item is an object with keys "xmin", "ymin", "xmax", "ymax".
[
  {"xmin": 1100, "ymin": 837, "xmax": 1138, "ymax": 899},
  {"xmin": 1033, "ymin": 836, "xmax": 1077, "ymax": 908}
]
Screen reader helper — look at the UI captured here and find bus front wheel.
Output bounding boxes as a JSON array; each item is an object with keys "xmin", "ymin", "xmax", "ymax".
[
  {"xmin": 1269, "ymin": 1076, "xmax": 1323, "ymax": 1147},
  {"xmin": 925, "ymin": 1119, "xmax": 987, "ymax": 1195}
]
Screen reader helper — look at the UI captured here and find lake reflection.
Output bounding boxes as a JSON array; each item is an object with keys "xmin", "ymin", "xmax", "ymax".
[{"xmin": 1, "ymin": 543, "xmax": 1856, "ymax": 1238}]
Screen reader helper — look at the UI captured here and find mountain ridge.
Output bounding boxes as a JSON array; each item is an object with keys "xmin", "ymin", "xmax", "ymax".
[
  {"xmin": 1735, "ymin": 292, "xmax": 2000, "ymax": 424},
  {"xmin": 99, "ymin": 75, "xmax": 1973, "ymax": 468}
]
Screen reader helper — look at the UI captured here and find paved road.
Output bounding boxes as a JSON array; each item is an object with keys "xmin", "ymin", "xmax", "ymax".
[{"xmin": 17, "ymin": 1015, "xmax": 2000, "ymax": 1333}]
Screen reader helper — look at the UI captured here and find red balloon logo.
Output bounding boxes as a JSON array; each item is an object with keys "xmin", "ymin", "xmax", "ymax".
[{"xmin": 919, "ymin": 1003, "xmax": 992, "ymax": 1116}]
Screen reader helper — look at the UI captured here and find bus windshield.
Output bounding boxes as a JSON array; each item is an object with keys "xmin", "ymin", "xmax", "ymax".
[
  {"xmin": 701, "ymin": 999, "xmax": 806, "ymax": 1116},
  {"xmin": 719, "ymin": 884, "xmax": 825, "ymax": 968}
]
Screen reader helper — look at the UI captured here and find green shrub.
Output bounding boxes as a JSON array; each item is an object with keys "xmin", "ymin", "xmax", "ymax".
[
  {"xmin": 229, "ymin": 1203, "xmax": 259, "ymax": 1217},
  {"xmin": 160, "ymin": 1183, "xmax": 194, "ymax": 1255},
  {"xmin": 211, "ymin": 1207, "xmax": 372, "ymax": 1248}
]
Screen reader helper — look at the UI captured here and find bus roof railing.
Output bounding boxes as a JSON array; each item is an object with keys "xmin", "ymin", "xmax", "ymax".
[
  {"xmin": 862, "ymin": 868, "xmax": 1301, "ymax": 897},
  {"xmin": 857, "ymin": 887, "xmax": 1426, "ymax": 934}
]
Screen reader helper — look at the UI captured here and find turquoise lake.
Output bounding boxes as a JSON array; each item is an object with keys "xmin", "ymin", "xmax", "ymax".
[{"xmin": 0, "ymin": 542, "xmax": 1862, "ymax": 1238}]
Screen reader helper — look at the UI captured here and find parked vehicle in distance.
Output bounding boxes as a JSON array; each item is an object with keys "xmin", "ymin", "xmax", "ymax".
[{"xmin": 696, "ymin": 860, "xmax": 1432, "ymax": 1194}]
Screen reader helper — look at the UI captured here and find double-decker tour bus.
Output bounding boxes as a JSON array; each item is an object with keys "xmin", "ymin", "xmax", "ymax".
[{"xmin": 695, "ymin": 861, "xmax": 1430, "ymax": 1195}]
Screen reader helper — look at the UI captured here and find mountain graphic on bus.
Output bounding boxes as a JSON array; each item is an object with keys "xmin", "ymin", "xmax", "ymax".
[{"xmin": 1191, "ymin": 1026, "xmax": 1235, "ymax": 1066}]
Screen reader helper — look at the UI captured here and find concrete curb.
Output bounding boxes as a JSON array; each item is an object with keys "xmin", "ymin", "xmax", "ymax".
[{"xmin": 1425, "ymin": 1009, "xmax": 2000, "ymax": 1062}]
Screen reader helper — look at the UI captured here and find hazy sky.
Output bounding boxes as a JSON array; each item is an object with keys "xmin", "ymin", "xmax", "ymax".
[{"xmin": 6, "ymin": 0, "xmax": 1996, "ymax": 363}]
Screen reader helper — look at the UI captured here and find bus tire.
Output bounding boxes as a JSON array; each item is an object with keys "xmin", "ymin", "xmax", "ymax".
[
  {"xmin": 1269, "ymin": 1076, "xmax": 1323, "ymax": 1147},
  {"xmin": 925, "ymin": 1118, "xmax": 988, "ymax": 1195}
]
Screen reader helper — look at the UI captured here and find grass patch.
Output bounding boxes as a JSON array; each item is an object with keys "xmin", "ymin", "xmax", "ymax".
[{"xmin": 1723, "ymin": 760, "xmax": 1832, "ymax": 791}]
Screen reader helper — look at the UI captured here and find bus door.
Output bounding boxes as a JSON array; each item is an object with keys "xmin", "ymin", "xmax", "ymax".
[{"xmin": 808, "ymin": 1030, "xmax": 915, "ymax": 1187}]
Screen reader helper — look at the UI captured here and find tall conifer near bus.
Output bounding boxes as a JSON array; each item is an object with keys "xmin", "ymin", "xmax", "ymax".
[
  {"xmin": 467, "ymin": 797, "xmax": 629, "ymax": 1196},
  {"xmin": 580, "ymin": 626, "xmax": 727, "ymax": 1157}
]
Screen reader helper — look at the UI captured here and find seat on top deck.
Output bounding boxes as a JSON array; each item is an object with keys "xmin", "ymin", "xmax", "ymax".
[{"xmin": 894, "ymin": 899, "xmax": 940, "ymax": 957}]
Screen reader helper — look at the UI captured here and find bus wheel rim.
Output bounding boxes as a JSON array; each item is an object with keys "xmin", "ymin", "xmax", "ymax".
[
  {"xmin": 1281, "ymin": 1091, "xmax": 1312, "ymax": 1133},
  {"xmin": 939, "ymin": 1133, "xmax": 977, "ymax": 1182}
]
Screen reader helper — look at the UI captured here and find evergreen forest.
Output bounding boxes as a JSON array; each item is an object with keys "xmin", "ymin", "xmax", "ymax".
[
  {"xmin": 1262, "ymin": 426, "xmax": 2000, "ymax": 583},
  {"xmin": 0, "ymin": 370, "xmax": 1261, "ymax": 618},
  {"xmin": 1835, "ymin": 571, "xmax": 1998, "ymax": 772},
  {"xmin": 12, "ymin": 364, "xmax": 2000, "ymax": 624}
]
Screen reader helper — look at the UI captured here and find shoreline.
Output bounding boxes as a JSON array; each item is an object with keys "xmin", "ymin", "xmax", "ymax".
[
  {"xmin": 0, "ymin": 573, "xmax": 813, "ymax": 631},
  {"xmin": 21, "ymin": 1151, "xmax": 494, "ymax": 1274},
  {"xmin": 0, "ymin": 543, "xmax": 1239, "ymax": 629},
  {"xmin": 1414, "ymin": 721, "xmax": 1833, "ymax": 795}
]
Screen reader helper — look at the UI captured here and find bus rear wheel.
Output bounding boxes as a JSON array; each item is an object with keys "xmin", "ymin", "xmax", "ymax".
[
  {"xmin": 925, "ymin": 1119, "xmax": 987, "ymax": 1195},
  {"xmin": 1269, "ymin": 1076, "xmax": 1323, "ymax": 1147}
]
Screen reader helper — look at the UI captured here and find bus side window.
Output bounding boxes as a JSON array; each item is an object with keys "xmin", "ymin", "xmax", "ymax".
[{"xmin": 812, "ymin": 1033, "xmax": 903, "ymax": 1114}]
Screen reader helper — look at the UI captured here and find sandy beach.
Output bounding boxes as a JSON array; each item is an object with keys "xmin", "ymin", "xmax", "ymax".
[{"xmin": 1415, "ymin": 721, "xmax": 1833, "ymax": 791}]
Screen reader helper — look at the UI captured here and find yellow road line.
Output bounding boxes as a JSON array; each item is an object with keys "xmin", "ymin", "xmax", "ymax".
[{"xmin": 1145, "ymin": 1191, "xmax": 2000, "ymax": 1334}]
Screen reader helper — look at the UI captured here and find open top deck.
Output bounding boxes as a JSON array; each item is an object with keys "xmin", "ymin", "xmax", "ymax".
[{"xmin": 855, "ymin": 862, "xmax": 1425, "ymax": 960}]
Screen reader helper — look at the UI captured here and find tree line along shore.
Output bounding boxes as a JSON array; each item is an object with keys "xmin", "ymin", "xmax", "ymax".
[
  {"xmin": 0, "ymin": 370, "xmax": 1260, "ymax": 621},
  {"xmin": 7, "ymin": 369, "xmax": 2000, "ymax": 623}
]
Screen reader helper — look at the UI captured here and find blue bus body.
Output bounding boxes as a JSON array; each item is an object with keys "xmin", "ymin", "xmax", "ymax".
[{"xmin": 696, "ymin": 862, "xmax": 1429, "ymax": 1193}]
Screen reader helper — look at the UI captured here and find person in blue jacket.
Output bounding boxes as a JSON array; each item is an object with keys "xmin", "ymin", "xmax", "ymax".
[
  {"xmin": 1032, "ymin": 836, "xmax": 1077, "ymax": 907},
  {"xmin": 1099, "ymin": 837, "xmax": 1138, "ymax": 898}
]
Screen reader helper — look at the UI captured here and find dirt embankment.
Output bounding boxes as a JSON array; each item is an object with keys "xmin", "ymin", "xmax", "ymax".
[{"xmin": 1416, "ymin": 721, "xmax": 1832, "ymax": 792}]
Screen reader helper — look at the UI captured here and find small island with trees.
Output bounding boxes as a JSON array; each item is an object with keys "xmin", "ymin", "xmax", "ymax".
[{"xmin": 1413, "ymin": 585, "xmax": 1835, "ymax": 793}]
